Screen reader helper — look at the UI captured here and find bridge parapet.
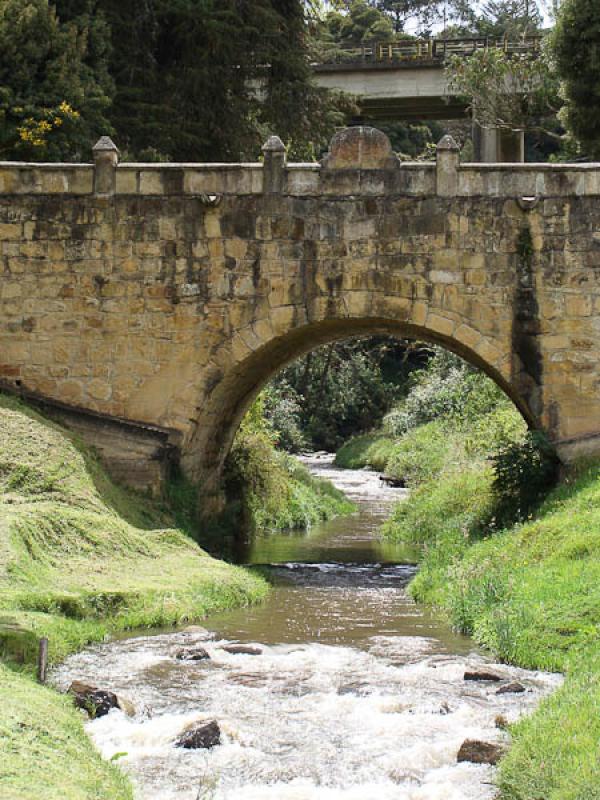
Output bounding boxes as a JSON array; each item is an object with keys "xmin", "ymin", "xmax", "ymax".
[{"xmin": 1, "ymin": 133, "xmax": 599, "ymax": 200}]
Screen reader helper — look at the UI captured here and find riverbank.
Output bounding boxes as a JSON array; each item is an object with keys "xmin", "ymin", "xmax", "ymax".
[
  {"xmin": 336, "ymin": 354, "xmax": 600, "ymax": 799},
  {"xmin": 405, "ymin": 462, "xmax": 600, "ymax": 800},
  {"xmin": 226, "ymin": 395, "xmax": 354, "ymax": 534},
  {"xmin": 0, "ymin": 393, "xmax": 268, "ymax": 800}
]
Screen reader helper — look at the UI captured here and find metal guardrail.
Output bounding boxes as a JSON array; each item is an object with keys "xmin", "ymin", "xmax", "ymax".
[{"xmin": 315, "ymin": 35, "xmax": 542, "ymax": 66}]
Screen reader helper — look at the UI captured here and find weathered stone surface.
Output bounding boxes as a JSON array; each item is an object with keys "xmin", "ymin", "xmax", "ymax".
[
  {"xmin": 322, "ymin": 126, "xmax": 397, "ymax": 170},
  {"xmin": 457, "ymin": 739, "xmax": 506, "ymax": 765},
  {"xmin": 2, "ymin": 127, "xmax": 600, "ymax": 504},
  {"xmin": 175, "ymin": 720, "xmax": 221, "ymax": 749}
]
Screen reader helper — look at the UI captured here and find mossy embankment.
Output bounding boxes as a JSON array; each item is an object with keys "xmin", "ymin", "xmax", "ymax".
[
  {"xmin": 0, "ymin": 393, "xmax": 268, "ymax": 800},
  {"xmin": 337, "ymin": 352, "xmax": 600, "ymax": 800},
  {"xmin": 226, "ymin": 395, "xmax": 354, "ymax": 534}
]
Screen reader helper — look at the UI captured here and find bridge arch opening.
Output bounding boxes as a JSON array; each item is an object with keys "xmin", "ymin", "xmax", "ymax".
[{"xmin": 184, "ymin": 316, "xmax": 538, "ymax": 508}]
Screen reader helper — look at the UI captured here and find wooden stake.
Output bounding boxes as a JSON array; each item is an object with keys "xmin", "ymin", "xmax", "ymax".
[{"xmin": 37, "ymin": 637, "xmax": 48, "ymax": 684}]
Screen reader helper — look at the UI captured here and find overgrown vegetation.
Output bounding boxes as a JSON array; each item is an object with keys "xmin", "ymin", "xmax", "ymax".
[
  {"xmin": 339, "ymin": 350, "xmax": 600, "ymax": 799},
  {"xmin": 226, "ymin": 394, "xmax": 354, "ymax": 533},
  {"xmin": 0, "ymin": 392, "xmax": 268, "ymax": 800},
  {"xmin": 265, "ymin": 336, "xmax": 428, "ymax": 452}
]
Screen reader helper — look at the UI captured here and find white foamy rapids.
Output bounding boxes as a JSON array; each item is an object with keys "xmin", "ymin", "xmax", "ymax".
[{"xmin": 52, "ymin": 632, "xmax": 561, "ymax": 800}]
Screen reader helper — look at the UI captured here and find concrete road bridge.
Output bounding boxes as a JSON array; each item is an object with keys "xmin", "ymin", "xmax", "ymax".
[
  {"xmin": 313, "ymin": 36, "xmax": 541, "ymax": 162},
  {"xmin": 1, "ymin": 126, "xmax": 599, "ymax": 509}
]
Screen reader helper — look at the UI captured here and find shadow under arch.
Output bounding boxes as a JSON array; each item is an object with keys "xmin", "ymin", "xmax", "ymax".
[{"xmin": 183, "ymin": 316, "xmax": 539, "ymax": 509}]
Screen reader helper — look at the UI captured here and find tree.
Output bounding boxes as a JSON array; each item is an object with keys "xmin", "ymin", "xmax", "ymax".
[
  {"xmin": 55, "ymin": 0, "xmax": 350, "ymax": 162},
  {"xmin": 0, "ymin": 0, "xmax": 113, "ymax": 160},
  {"xmin": 446, "ymin": 44, "xmax": 561, "ymax": 142},
  {"xmin": 551, "ymin": 0, "xmax": 600, "ymax": 158},
  {"xmin": 475, "ymin": 0, "xmax": 543, "ymax": 37},
  {"xmin": 265, "ymin": 337, "xmax": 428, "ymax": 451},
  {"xmin": 320, "ymin": 1, "xmax": 395, "ymax": 43},
  {"xmin": 375, "ymin": 0, "xmax": 443, "ymax": 34}
]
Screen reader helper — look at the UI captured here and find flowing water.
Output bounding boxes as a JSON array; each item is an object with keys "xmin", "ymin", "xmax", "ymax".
[{"xmin": 52, "ymin": 455, "xmax": 561, "ymax": 800}]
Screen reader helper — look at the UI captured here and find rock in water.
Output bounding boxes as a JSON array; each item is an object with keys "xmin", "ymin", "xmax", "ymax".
[
  {"xmin": 457, "ymin": 739, "xmax": 506, "ymax": 765},
  {"xmin": 181, "ymin": 625, "xmax": 211, "ymax": 637},
  {"xmin": 68, "ymin": 681, "xmax": 135, "ymax": 718},
  {"xmin": 496, "ymin": 681, "xmax": 526, "ymax": 694},
  {"xmin": 175, "ymin": 646, "xmax": 210, "ymax": 661},
  {"xmin": 464, "ymin": 669, "xmax": 502, "ymax": 682},
  {"xmin": 221, "ymin": 644, "xmax": 262, "ymax": 656},
  {"xmin": 175, "ymin": 720, "xmax": 221, "ymax": 749},
  {"xmin": 69, "ymin": 681, "xmax": 119, "ymax": 718},
  {"xmin": 116, "ymin": 695, "xmax": 136, "ymax": 717}
]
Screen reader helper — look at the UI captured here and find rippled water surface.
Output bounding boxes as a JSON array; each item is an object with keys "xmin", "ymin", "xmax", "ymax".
[{"xmin": 53, "ymin": 455, "xmax": 561, "ymax": 799}]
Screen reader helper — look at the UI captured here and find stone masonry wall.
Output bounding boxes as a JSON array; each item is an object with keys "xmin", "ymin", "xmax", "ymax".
[{"xmin": 1, "ymin": 128, "xmax": 600, "ymax": 499}]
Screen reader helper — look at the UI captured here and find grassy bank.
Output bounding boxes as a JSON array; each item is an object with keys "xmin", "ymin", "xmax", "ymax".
[
  {"xmin": 405, "ymin": 462, "xmax": 600, "ymax": 800},
  {"xmin": 357, "ymin": 352, "xmax": 600, "ymax": 799},
  {"xmin": 227, "ymin": 395, "xmax": 354, "ymax": 534},
  {"xmin": 0, "ymin": 393, "xmax": 268, "ymax": 800}
]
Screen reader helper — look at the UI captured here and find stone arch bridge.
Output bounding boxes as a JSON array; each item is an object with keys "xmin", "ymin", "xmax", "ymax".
[{"xmin": 1, "ymin": 127, "xmax": 600, "ymax": 507}]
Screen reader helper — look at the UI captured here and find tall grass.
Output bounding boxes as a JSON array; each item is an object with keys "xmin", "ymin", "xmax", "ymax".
[
  {"xmin": 0, "ymin": 393, "xmax": 269, "ymax": 800},
  {"xmin": 227, "ymin": 395, "xmax": 354, "ymax": 534}
]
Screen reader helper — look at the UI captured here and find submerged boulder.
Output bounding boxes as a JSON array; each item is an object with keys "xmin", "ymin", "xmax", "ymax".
[
  {"xmin": 181, "ymin": 625, "xmax": 211, "ymax": 637},
  {"xmin": 175, "ymin": 720, "xmax": 221, "ymax": 749},
  {"xmin": 68, "ymin": 681, "xmax": 135, "ymax": 718},
  {"xmin": 464, "ymin": 669, "xmax": 502, "ymax": 682},
  {"xmin": 221, "ymin": 644, "xmax": 262, "ymax": 656},
  {"xmin": 175, "ymin": 646, "xmax": 210, "ymax": 661},
  {"xmin": 457, "ymin": 739, "xmax": 506, "ymax": 765},
  {"xmin": 496, "ymin": 681, "xmax": 526, "ymax": 694}
]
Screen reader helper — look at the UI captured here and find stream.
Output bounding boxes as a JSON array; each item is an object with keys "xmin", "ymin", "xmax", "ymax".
[{"xmin": 52, "ymin": 455, "xmax": 561, "ymax": 800}]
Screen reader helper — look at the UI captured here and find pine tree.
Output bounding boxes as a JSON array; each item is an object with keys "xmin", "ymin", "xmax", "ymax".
[
  {"xmin": 54, "ymin": 0, "xmax": 346, "ymax": 162},
  {"xmin": 476, "ymin": 0, "xmax": 543, "ymax": 37},
  {"xmin": 552, "ymin": 0, "xmax": 600, "ymax": 158},
  {"xmin": 0, "ymin": 0, "xmax": 113, "ymax": 160}
]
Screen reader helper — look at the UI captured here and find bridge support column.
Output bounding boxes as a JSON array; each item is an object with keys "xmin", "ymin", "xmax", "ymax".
[{"xmin": 473, "ymin": 123, "xmax": 524, "ymax": 163}]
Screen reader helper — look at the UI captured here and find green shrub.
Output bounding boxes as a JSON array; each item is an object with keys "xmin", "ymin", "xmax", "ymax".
[
  {"xmin": 490, "ymin": 431, "xmax": 559, "ymax": 528},
  {"xmin": 384, "ymin": 420, "xmax": 455, "ymax": 486},
  {"xmin": 382, "ymin": 350, "xmax": 505, "ymax": 436},
  {"xmin": 226, "ymin": 396, "xmax": 353, "ymax": 534}
]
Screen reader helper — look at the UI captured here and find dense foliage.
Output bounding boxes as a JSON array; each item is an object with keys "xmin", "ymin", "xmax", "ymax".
[
  {"xmin": 0, "ymin": 0, "xmax": 112, "ymax": 159},
  {"xmin": 264, "ymin": 336, "xmax": 428, "ymax": 452},
  {"xmin": 0, "ymin": 0, "xmax": 351, "ymax": 162},
  {"xmin": 226, "ymin": 394, "xmax": 353, "ymax": 533},
  {"xmin": 335, "ymin": 349, "xmax": 557, "ymax": 534},
  {"xmin": 318, "ymin": 0, "xmax": 479, "ymax": 37},
  {"xmin": 551, "ymin": 0, "xmax": 600, "ymax": 159}
]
